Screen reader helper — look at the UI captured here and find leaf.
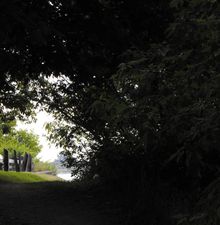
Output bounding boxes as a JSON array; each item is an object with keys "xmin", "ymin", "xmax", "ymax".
[{"xmin": 170, "ymin": 0, "xmax": 184, "ymax": 9}]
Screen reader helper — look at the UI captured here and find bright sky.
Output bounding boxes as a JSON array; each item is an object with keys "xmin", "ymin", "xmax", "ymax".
[{"xmin": 16, "ymin": 111, "xmax": 62, "ymax": 162}]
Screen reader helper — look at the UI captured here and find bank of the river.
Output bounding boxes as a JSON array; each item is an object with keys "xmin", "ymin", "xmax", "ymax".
[{"xmin": 33, "ymin": 170, "xmax": 73, "ymax": 181}]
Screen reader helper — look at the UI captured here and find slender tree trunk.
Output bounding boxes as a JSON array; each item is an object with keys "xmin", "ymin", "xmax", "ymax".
[
  {"xmin": 3, "ymin": 149, "xmax": 9, "ymax": 171},
  {"xmin": 14, "ymin": 150, "xmax": 19, "ymax": 172},
  {"xmin": 22, "ymin": 152, "xmax": 28, "ymax": 171},
  {"xmin": 26, "ymin": 154, "xmax": 32, "ymax": 172},
  {"xmin": 18, "ymin": 152, "xmax": 21, "ymax": 172}
]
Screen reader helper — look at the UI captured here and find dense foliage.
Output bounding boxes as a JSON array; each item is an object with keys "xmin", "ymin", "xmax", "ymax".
[{"xmin": 0, "ymin": 0, "xmax": 220, "ymax": 224}]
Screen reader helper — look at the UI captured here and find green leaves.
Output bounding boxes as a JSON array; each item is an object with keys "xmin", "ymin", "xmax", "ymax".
[
  {"xmin": 0, "ymin": 120, "xmax": 42, "ymax": 158},
  {"xmin": 170, "ymin": 0, "xmax": 185, "ymax": 9}
]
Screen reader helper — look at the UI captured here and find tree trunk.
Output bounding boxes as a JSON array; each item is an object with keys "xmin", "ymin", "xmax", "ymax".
[
  {"xmin": 3, "ymin": 149, "xmax": 9, "ymax": 171},
  {"xmin": 22, "ymin": 152, "xmax": 28, "ymax": 171},
  {"xmin": 18, "ymin": 152, "xmax": 21, "ymax": 172},
  {"xmin": 14, "ymin": 150, "xmax": 19, "ymax": 172},
  {"xmin": 26, "ymin": 154, "xmax": 32, "ymax": 172}
]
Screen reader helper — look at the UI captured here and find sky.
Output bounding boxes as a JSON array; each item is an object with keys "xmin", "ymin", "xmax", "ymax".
[{"xmin": 16, "ymin": 111, "xmax": 62, "ymax": 162}]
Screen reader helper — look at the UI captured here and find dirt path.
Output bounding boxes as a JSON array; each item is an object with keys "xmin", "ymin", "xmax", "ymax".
[{"xmin": 0, "ymin": 182, "xmax": 123, "ymax": 225}]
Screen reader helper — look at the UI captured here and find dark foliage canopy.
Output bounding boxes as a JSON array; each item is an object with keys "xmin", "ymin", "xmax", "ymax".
[{"xmin": 1, "ymin": 0, "xmax": 220, "ymax": 224}]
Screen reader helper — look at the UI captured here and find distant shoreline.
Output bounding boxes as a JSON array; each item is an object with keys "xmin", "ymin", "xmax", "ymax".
[{"xmin": 33, "ymin": 170, "xmax": 73, "ymax": 181}]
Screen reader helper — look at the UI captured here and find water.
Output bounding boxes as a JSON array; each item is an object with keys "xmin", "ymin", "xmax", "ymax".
[{"xmin": 57, "ymin": 173, "xmax": 74, "ymax": 181}]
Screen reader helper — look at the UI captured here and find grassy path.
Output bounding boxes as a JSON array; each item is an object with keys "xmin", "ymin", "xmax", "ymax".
[{"xmin": 0, "ymin": 177, "xmax": 124, "ymax": 225}]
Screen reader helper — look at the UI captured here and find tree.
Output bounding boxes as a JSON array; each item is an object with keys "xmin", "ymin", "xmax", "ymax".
[
  {"xmin": 42, "ymin": 1, "xmax": 220, "ymax": 223},
  {"xmin": 0, "ymin": 120, "xmax": 42, "ymax": 158},
  {"xmin": 29, "ymin": 0, "xmax": 172, "ymax": 181}
]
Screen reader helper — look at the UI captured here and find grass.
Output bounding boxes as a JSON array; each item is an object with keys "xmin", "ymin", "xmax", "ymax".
[
  {"xmin": 0, "ymin": 170, "xmax": 62, "ymax": 183},
  {"xmin": 35, "ymin": 173, "xmax": 63, "ymax": 181}
]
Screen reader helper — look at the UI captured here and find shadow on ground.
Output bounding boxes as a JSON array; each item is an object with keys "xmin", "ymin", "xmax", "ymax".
[{"xmin": 0, "ymin": 181, "xmax": 125, "ymax": 225}]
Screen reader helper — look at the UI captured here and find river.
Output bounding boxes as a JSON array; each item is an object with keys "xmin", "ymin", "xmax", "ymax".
[{"xmin": 56, "ymin": 173, "xmax": 74, "ymax": 181}]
